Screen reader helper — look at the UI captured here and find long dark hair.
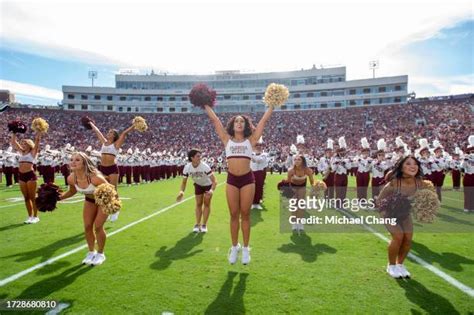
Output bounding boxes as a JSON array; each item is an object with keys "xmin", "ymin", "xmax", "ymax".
[
  {"xmin": 226, "ymin": 115, "xmax": 255, "ymax": 138},
  {"xmin": 109, "ymin": 129, "xmax": 119, "ymax": 143},
  {"xmin": 388, "ymin": 155, "xmax": 423, "ymax": 181},
  {"xmin": 294, "ymin": 154, "xmax": 308, "ymax": 169}
]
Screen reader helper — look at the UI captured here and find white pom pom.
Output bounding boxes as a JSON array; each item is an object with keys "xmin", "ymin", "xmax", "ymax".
[
  {"xmin": 290, "ymin": 144, "xmax": 298, "ymax": 154},
  {"xmin": 338, "ymin": 136, "xmax": 347, "ymax": 149},
  {"xmin": 327, "ymin": 139, "xmax": 334, "ymax": 150},
  {"xmin": 86, "ymin": 146, "xmax": 92, "ymax": 152},
  {"xmin": 433, "ymin": 140, "xmax": 443, "ymax": 149},
  {"xmin": 360, "ymin": 137, "xmax": 370, "ymax": 149},
  {"xmin": 65, "ymin": 143, "xmax": 71, "ymax": 149},
  {"xmin": 377, "ymin": 138, "xmax": 386, "ymax": 151},
  {"xmin": 45, "ymin": 144, "xmax": 51, "ymax": 151},
  {"xmin": 296, "ymin": 135, "xmax": 305, "ymax": 144},
  {"xmin": 395, "ymin": 136, "xmax": 405, "ymax": 148},
  {"xmin": 418, "ymin": 138, "xmax": 429, "ymax": 149}
]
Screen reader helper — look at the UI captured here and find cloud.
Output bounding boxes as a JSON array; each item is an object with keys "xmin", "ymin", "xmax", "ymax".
[
  {"xmin": 0, "ymin": 79, "xmax": 62, "ymax": 101},
  {"xmin": 1, "ymin": 0, "xmax": 472, "ymax": 77},
  {"xmin": 410, "ymin": 74, "xmax": 474, "ymax": 97}
]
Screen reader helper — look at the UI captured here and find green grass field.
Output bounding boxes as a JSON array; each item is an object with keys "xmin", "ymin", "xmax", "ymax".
[{"xmin": 0, "ymin": 173, "xmax": 473, "ymax": 314}]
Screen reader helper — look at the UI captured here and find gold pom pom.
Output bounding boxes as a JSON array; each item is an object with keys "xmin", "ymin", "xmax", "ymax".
[
  {"xmin": 31, "ymin": 118, "xmax": 49, "ymax": 133},
  {"xmin": 94, "ymin": 183, "xmax": 122, "ymax": 214},
  {"xmin": 311, "ymin": 179, "xmax": 327, "ymax": 197},
  {"xmin": 132, "ymin": 116, "xmax": 148, "ymax": 132},
  {"xmin": 412, "ymin": 189, "xmax": 439, "ymax": 223},
  {"xmin": 422, "ymin": 180, "xmax": 436, "ymax": 192},
  {"xmin": 263, "ymin": 83, "xmax": 289, "ymax": 107}
]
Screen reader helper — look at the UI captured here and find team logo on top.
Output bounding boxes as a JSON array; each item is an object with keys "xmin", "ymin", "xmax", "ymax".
[{"xmin": 230, "ymin": 146, "xmax": 248, "ymax": 154}]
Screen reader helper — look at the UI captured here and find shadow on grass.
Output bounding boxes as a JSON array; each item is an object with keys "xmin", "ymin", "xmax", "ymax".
[
  {"xmin": 436, "ymin": 212, "xmax": 474, "ymax": 226},
  {"xmin": 2, "ymin": 233, "xmax": 84, "ymax": 263},
  {"xmin": 205, "ymin": 271, "xmax": 248, "ymax": 315},
  {"xmin": 0, "ymin": 223, "xmax": 25, "ymax": 233},
  {"xmin": 251, "ymin": 204, "xmax": 268, "ymax": 227},
  {"xmin": 150, "ymin": 233, "xmax": 203, "ymax": 270},
  {"xmin": 278, "ymin": 233, "xmax": 337, "ymax": 263},
  {"xmin": 397, "ymin": 279, "xmax": 460, "ymax": 314},
  {"xmin": 16, "ymin": 265, "xmax": 91, "ymax": 300},
  {"xmin": 411, "ymin": 241, "xmax": 474, "ymax": 272}
]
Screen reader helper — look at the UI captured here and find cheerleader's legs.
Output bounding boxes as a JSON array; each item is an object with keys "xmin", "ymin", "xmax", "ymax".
[
  {"xmin": 226, "ymin": 183, "xmax": 255, "ymax": 247},
  {"xmin": 83, "ymin": 201, "xmax": 109, "ymax": 253},
  {"xmin": 385, "ymin": 216, "xmax": 413, "ymax": 265},
  {"xmin": 20, "ymin": 180, "xmax": 38, "ymax": 217}
]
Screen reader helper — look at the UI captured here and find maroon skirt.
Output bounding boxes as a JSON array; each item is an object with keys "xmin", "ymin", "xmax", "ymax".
[
  {"xmin": 100, "ymin": 164, "xmax": 119, "ymax": 176},
  {"xmin": 18, "ymin": 170, "xmax": 37, "ymax": 182}
]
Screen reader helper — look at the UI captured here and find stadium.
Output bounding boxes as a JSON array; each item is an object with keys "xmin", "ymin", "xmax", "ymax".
[{"xmin": 1, "ymin": 1, "xmax": 473, "ymax": 314}]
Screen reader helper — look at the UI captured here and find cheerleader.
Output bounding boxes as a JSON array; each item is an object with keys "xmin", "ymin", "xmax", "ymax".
[
  {"xmin": 204, "ymin": 104, "xmax": 274, "ymax": 265},
  {"xmin": 378, "ymin": 155, "xmax": 433, "ymax": 278},
  {"xmin": 354, "ymin": 137, "xmax": 372, "ymax": 201},
  {"xmin": 3, "ymin": 147, "xmax": 15, "ymax": 187},
  {"xmin": 176, "ymin": 149, "xmax": 217, "ymax": 233},
  {"xmin": 59, "ymin": 152, "xmax": 110, "ymax": 266},
  {"xmin": 11, "ymin": 132, "xmax": 42, "ymax": 224},
  {"xmin": 287, "ymin": 154, "xmax": 315, "ymax": 232},
  {"xmin": 90, "ymin": 122, "xmax": 135, "ymax": 221},
  {"xmin": 461, "ymin": 136, "xmax": 474, "ymax": 212},
  {"xmin": 251, "ymin": 138, "xmax": 268, "ymax": 209}
]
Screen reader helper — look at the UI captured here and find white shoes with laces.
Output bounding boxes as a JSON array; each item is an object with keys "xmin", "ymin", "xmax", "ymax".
[
  {"xmin": 91, "ymin": 253, "xmax": 106, "ymax": 266},
  {"xmin": 82, "ymin": 251, "xmax": 97, "ymax": 265},
  {"xmin": 386, "ymin": 264, "xmax": 402, "ymax": 278},
  {"xmin": 228, "ymin": 244, "xmax": 241, "ymax": 264},
  {"xmin": 396, "ymin": 264, "xmax": 411, "ymax": 278}
]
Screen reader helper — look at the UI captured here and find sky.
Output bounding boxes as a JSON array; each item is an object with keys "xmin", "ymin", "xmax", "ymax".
[{"xmin": 0, "ymin": 0, "xmax": 473, "ymax": 105}]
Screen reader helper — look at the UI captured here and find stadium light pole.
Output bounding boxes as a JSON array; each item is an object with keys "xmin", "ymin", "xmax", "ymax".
[
  {"xmin": 369, "ymin": 60, "xmax": 379, "ymax": 79},
  {"xmin": 88, "ymin": 70, "xmax": 98, "ymax": 87}
]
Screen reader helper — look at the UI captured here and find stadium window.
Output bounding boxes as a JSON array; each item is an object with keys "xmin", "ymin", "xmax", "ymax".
[
  {"xmin": 255, "ymin": 95, "xmax": 262, "ymax": 100},
  {"xmin": 68, "ymin": 104, "xmax": 74, "ymax": 109},
  {"xmin": 349, "ymin": 100, "xmax": 356, "ymax": 106},
  {"xmin": 293, "ymin": 93, "xmax": 300, "ymax": 98},
  {"xmin": 379, "ymin": 98, "xmax": 384, "ymax": 104},
  {"xmin": 395, "ymin": 85, "xmax": 402, "ymax": 91},
  {"xmin": 281, "ymin": 105, "xmax": 287, "ymax": 110},
  {"xmin": 321, "ymin": 103, "xmax": 327, "ymax": 108},
  {"xmin": 157, "ymin": 107, "xmax": 163, "ymax": 112},
  {"xmin": 320, "ymin": 91, "xmax": 328, "ymax": 97},
  {"xmin": 94, "ymin": 95, "xmax": 101, "ymax": 100},
  {"xmin": 349, "ymin": 89, "xmax": 356, "ymax": 95},
  {"xmin": 378, "ymin": 87, "xmax": 386, "ymax": 93},
  {"xmin": 294, "ymin": 104, "xmax": 301, "ymax": 109},
  {"xmin": 169, "ymin": 97, "xmax": 176, "ymax": 101},
  {"xmin": 307, "ymin": 92, "xmax": 314, "ymax": 97},
  {"xmin": 395, "ymin": 97, "xmax": 401, "ymax": 103},
  {"xmin": 120, "ymin": 96, "xmax": 126, "ymax": 101},
  {"xmin": 127, "ymin": 107, "xmax": 131, "ymax": 112},
  {"xmin": 144, "ymin": 96, "xmax": 151, "ymax": 101},
  {"xmin": 67, "ymin": 94, "xmax": 74, "ymax": 99},
  {"xmin": 107, "ymin": 105, "xmax": 113, "ymax": 111},
  {"xmin": 81, "ymin": 104, "xmax": 88, "ymax": 110},
  {"xmin": 363, "ymin": 88, "xmax": 371, "ymax": 94},
  {"xmin": 169, "ymin": 107, "xmax": 175, "ymax": 112},
  {"xmin": 224, "ymin": 95, "xmax": 231, "ymax": 100},
  {"xmin": 335, "ymin": 102, "xmax": 342, "ymax": 107},
  {"xmin": 243, "ymin": 95, "xmax": 249, "ymax": 100},
  {"xmin": 107, "ymin": 96, "xmax": 113, "ymax": 101},
  {"xmin": 363, "ymin": 99, "xmax": 370, "ymax": 105},
  {"xmin": 81, "ymin": 95, "xmax": 88, "ymax": 100},
  {"xmin": 181, "ymin": 108, "xmax": 188, "ymax": 112},
  {"xmin": 135, "ymin": 107, "xmax": 139, "ymax": 112},
  {"xmin": 118, "ymin": 107, "xmax": 123, "ymax": 112},
  {"xmin": 181, "ymin": 96, "xmax": 188, "ymax": 101},
  {"xmin": 157, "ymin": 97, "xmax": 163, "ymax": 101}
]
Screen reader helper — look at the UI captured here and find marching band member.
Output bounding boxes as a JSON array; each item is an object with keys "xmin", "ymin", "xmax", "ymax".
[
  {"xmin": 176, "ymin": 149, "xmax": 217, "ymax": 233},
  {"xmin": 461, "ymin": 136, "xmax": 474, "ymax": 212},
  {"xmin": 417, "ymin": 139, "xmax": 432, "ymax": 182},
  {"xmin": 319, "ymin": 139, "xmax": 335, "ymax": 199},
  {"xmin": 450, "ymin": 148, "xmax": 462, "ymax": 190},
  {"xmin": 251, "ymin": 137, "xmax": 268, "ymax": 209},
  {"xmin": 354, "ymin": 137, "xmax": 372, "ymax": 201},
  {"xmin": 431, "ymin": 140, "xmax": 447, "ymax": 201},
  {"xmin": 331, "ymin": 137, "xmax": 352, "ymax": 204},
  {"xmin": 371, "ymin": 139, "xmax": 392, "ymax": 199}
]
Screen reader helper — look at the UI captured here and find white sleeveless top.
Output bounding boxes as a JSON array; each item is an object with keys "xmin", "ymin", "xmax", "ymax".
[
  {"xmin": 101, "ymin": 143, "xmax": 118, "ymax": 156},
  {"xmin": 225, "ymin": 139, "xmax": 253, "ymax": 160},
  {"xmin": 19, "ymin": 153, "xmax": 36, "ymax": 164},
  {"xmin": 74, "ymin": 175, "xmax": 96, "ymax": 195}
]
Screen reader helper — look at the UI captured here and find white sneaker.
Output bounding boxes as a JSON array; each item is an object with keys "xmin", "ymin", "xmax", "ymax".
[
  {"xmin": 298, "ymin": 223, "xmax": 305, "ymax": 231},
  {"xmin": 251, "ymin": 204, "xmax": 259, "ymax": 209},
  {"xmin": 464, "ymin": 209, "xmax": 470, "ymax": 213},
  {"xmin": 24, "ymin": 217, "xmax": 33, "ymax": 224},
  {"xmin": 396, "ymin": 264, "xmax": 411, "ymax": 278},
  {"xmin": 82, "ymin": 251, "xmax": 96, "ymax": 265},
  {"xmin": 30, "ymin": 217, "xmax": 40, "ymax": 224},
  {"xmin": 91, "ymin": 253, "xmax": 106, "ymax": 266},
  {"xmin": 242, "ymin": 246, "xmax": 251, "ymax": 265},
  {"xmin": 200, "ymin": 225, "xmax": 208, "ymax": 233},
  {"xmin": 291, "ymin": 224, "xmax": 298, "ymax": 232},
  {"xmin": 386, "ymin": 264, "xmax": 402, "ymax": 278},
  {"xmin": 192, "ymin": 224, "xmax": 200, "ymax": 233},
  {"xmin": 109, "ymin": 211, "xmax": 120, "ymax": 222},
  {"xmin": 256, "ymin": 204, "xmax": 263, "ymax": 210},
  {"xmin": 228, "ymin": 243, "xmax": 241, "ymax": 264}
]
